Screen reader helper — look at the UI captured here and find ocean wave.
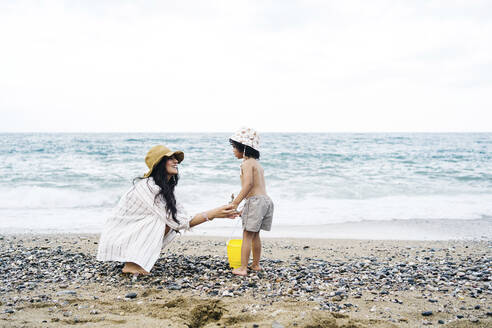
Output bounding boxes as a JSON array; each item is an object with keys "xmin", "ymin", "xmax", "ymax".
[
  {"xmin": 0, "ymin": 186, "xmax": 122, "ymax": 209},
  {"xmin": 1, "ymin": 133, "xmax": 491, "ymax": 234}
]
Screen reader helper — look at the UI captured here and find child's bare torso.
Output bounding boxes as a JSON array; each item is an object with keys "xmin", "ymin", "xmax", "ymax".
[{"xmin": 241, "ymin": 159, "xmax": 267, "ymax": 198}]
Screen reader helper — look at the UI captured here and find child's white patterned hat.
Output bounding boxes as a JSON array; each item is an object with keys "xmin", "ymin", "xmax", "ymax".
[{"xmin": 230, "ymin": 127, "xmax": 260, "ymax": 151}]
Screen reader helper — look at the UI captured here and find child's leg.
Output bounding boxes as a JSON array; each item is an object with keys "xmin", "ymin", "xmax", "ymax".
[
  {"xmin": 251, "ymin": 232, "xmax": 262, "ymax": 271},
  {"xmin": 232, "ymin": 230, "xmax": 254, "ymax": 276}
]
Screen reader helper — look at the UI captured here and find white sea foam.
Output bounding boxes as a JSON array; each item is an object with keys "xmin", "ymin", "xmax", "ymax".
[
  {"xmin": 2, "ymin": 184, "xmax": 491, "ymax": 236},
  {"xmin": 0, "ymin": 186, "xmax": 123, "ymax": 209},
  {"xmin": 179, "ymin": 187, "xmax": 492, "ymax": 225}
]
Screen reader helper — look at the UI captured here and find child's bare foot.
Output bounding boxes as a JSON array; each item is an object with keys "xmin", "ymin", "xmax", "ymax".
[
  {"xmin": 232, "ymin": 267, "xmax": 248, "ymax": 276},
  {"xmin": 122, "ymin": 262, "xmax": 149, "ymax": 275},
  {"xmin": 250, "ymin": 264, "xmax": 262, "ymax": 271}
]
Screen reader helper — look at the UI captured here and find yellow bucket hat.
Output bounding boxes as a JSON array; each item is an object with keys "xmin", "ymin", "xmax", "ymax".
[{"xmin": 143, "ymin": 145, "xmax": 184, "ymax": 178}]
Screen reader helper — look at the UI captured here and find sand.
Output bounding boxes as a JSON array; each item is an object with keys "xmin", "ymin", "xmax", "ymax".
[{"xmin": 0, "ymin": 234, "xmax": 491, "ymax": 327}]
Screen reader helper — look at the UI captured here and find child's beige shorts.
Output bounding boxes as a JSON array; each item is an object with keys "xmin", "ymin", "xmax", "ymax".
[{"xmin": 241, "ymin": 195, "xmax": 274, "ymax": 232}]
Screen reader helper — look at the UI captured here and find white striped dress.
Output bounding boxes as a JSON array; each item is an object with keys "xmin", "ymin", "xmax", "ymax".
[{"xmin": 96, "ymin": 178, "xmax": 192, "ymax": 272}]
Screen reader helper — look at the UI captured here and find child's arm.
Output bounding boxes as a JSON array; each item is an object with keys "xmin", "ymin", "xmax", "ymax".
[{"xmin": 231, "ymin": 161, "xmax": 254, "ymax": 209}]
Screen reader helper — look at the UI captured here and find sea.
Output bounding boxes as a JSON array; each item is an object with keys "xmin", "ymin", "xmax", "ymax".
[{"xmin": 1, "ymin": 133, "xmax": 491, "ymax": 240}]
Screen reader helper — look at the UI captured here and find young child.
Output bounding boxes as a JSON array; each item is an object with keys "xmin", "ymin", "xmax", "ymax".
[{"xmin": 229, "ymin": 127, "xmax": 274, "ymax": 276}]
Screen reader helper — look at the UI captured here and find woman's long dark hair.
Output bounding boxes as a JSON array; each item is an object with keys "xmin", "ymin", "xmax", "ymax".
[{"xmin": 135, "ymin": 156, "xmax": 179, "ymax": 223}]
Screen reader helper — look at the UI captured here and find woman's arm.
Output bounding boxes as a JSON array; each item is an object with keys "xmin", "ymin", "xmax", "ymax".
[{"xmin": 188, "ymin": 204, "xmax": 237, "ymax": 228}]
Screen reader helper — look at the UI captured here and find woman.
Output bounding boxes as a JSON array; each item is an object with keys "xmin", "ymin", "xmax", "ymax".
[{"xmin": 97, "ymin": 145, "xmax": 236, "ymax": 275}]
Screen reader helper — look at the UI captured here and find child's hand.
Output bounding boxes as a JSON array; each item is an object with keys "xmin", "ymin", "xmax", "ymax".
[
  {"xmin": 230, "ymin": 207, "xmax": 242, "ymax": 218},
  {"xmin": 229, "ymin": 208, "xmax": 241, "ymax": 219}
]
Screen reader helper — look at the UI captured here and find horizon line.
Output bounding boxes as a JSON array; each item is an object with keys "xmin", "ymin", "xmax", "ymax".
[{"xmin": 0, "ymin": 131, "xmax": 491, "ymax": 134}]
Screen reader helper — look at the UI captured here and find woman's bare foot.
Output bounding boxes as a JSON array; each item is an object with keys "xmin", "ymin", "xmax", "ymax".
[
  {"xmin": 250, "ymin": 264, "xmax": 262, "ymax": 271},
  {"xmin": 232, "ymin": 267, "xmax": 248, "ymax": 276},
  {"xmin": 122, "ymin": 262, "xmax": 149, "ymax": 275}
]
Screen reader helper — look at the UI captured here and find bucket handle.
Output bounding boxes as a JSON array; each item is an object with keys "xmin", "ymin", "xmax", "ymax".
[{"xmin": 226, "ymin": 212, "xmax": 242, "ymax": 257}]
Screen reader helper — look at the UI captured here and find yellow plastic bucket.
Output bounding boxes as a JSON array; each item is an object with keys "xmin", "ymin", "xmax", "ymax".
[{"xmin": 227, "ymin": 239, "xmax": 242, "ymax": 268}]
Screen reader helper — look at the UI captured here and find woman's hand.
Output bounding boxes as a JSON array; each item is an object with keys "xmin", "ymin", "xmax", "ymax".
[
  {"xmin": 209, "ymin": 204, "xmax": 238, "ymax": 219},
  {"xmin": 190, "ymin": 205, "xmax": 238, "ymax": 228}
]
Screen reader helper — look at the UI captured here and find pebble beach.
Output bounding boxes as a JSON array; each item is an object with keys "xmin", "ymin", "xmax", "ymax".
[{"xmin": 0, "ymin": 234, "xmax": 491, "ymax": 327}]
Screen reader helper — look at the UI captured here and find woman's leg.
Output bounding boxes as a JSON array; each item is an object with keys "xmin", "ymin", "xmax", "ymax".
[
  {"xmin": 122, "ymin": 262, "xmax": 149, "ymax": 275},
  {"xmin": 232, "ymin": 230, "xmax": 254, "ymax": 276},
  {"xmin": 121, "ymin": 225, "xmax": 170, "ymax": 276},
  {"xmin": 251, "ymin": 232, "xmax": 261, "ymax": 271}
]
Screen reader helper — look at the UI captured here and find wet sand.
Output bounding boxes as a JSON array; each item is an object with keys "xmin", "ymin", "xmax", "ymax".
[{"xmin": 0, "ymin": 234, "xmax": 491, "ymax": 327}]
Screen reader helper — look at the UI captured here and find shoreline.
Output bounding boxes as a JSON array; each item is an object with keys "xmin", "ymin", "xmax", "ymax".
[
  {"xmin": 1, "ymin": 235, "xmax": 491, "ymax": 327},
  {"xmin": 1, "ymin": 217, "xmax": 491, "ymax": 241}
]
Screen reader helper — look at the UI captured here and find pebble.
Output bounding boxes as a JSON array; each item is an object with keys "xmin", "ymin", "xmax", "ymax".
[
  {"xmin": 421, "ymin": 311, "xmax": 433, "ymax": 316},
  {"xmin": 166, "ymin": 283, "xmax": 182, "ymax": 290},
  {"xmin": 332, "ymin": 295, "xmax": 342, "ymax": 302},
  {"xmin": 0, "ymin": 236, "xmax": 491, "ymax": 318},
  {"xmin": 56, "ymin": 290, "xmax": 77, "ymax": 296},
  {"xmin": 272, "ymin": 321, "xmax": 285, "ymax": 328}
]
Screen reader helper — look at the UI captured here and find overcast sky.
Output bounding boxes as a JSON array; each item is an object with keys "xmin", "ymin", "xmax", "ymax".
[{"xmin": 0, "ymin": 1, "xmax": 491, "ymax": 132}]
